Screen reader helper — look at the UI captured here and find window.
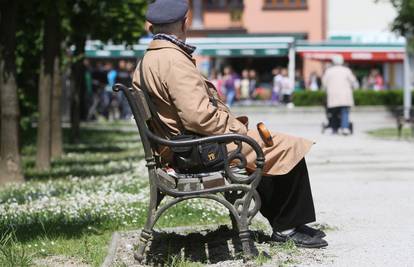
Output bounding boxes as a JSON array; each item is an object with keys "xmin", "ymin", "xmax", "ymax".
[
  {"xmin": 263, "ymin": 0, "xmax": 307, "ymax": 9},
  {"xmin": 205, "ymin": 0, "xmax": 243, "ymax": 10}
]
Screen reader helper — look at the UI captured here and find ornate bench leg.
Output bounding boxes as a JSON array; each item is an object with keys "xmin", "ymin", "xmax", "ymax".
[
  {"xmin": 225, "ymin": 192, "xmax": 241, "ymax": 232},
  {"xmin": 239, "ymin": 230, "xmax": 254, "ymax": 260},
  {"xmin": 134, "ymin": 229, "xmax": 152, "ymax": 263},
  {"xmin": 230, "ymin": 213, "xmax": 239, "ymax": 232},
  {"xmin": 235, "ymin": 190, "xmax": 261, "ymax": 261},
  {"xmin": 134, "ymin": 173, "xmax": 159, "ymax": 263}
]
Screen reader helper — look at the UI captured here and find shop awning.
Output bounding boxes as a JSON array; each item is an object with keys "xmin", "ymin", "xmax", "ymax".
[
  {"xmin": 297, "ymin": 42, "xmax": 406, "ymax": 62},
  {"xmin": 85, "ymin": 36, "xmax": 294, "ymax": 58},
  {"xmin": 189, "ymin": 37, "xmax": 293, "ymax": 57},
  {"xmin": 85, "ymin": 42, "xmax": 147, "ymax": 58}
]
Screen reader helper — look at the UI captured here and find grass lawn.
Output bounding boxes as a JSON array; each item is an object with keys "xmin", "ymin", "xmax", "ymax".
[
  {"xmin": 367, "ymin": 127, "xmax": 413, "ymax": 140},
  {"xmin": 0, "ymin": 123, "xmax": 229, "ymax": 267}
]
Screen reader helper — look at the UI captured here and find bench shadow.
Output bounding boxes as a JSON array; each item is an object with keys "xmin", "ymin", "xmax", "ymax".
[{"xmin": 145, "ymin": 225, "xmax": 272, "ymax": 265}]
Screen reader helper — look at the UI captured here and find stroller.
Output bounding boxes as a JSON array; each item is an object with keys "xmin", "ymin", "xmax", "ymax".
[{"xmin": 321, "ymin": 106, "xmax": 354, "ymax": 134}]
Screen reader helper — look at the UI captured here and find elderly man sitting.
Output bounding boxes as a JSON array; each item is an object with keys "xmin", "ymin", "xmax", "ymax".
[{"xmin": 133, "ymin": 0, "xmax": 328, "ymax": 248}]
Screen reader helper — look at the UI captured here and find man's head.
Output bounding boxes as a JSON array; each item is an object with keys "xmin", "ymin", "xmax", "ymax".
[
  {"xmin": 242, "ymin": 69, "xmax": 249, "ymax": 79},
  {"xmin": 249, "ymin": 69, "xmax": 256, "ymax": 78},
  {"xmin": 118, "ymin": 60, "xmax": 126, "ymax": 70},
  {"xmin": 146, "ymin": 0, "xmax": 189, "ymax": 41},
  {"xmin": 332, "ymin": 55, "xmax": 344, "ymax": 66},
  {"xmin": 223, "ymin": 66, "xmax": 233, "ymax": 75}
]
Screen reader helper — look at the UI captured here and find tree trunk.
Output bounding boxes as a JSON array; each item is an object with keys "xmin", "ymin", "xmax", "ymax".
[
  {"xmin": 35, "ymin": 6, "xmax": 60, "ymax": 170},
  {"xmin": 0, "ymin": 0, "xmax": 24, "ymax": 185},
  {"xmin": 36, "ymin": 61, "xmax": 52, "ymax": 170},
  {"xmin": 70, "ymin": 39, "xmax": 86, "ymax": 143},
  {"xmin": 70, "ymin": 61, "xmax": 81, "ymax": 143},
  {"xmin": 50, "ymin": 50, "xmax": 63, "ymax": 158}
]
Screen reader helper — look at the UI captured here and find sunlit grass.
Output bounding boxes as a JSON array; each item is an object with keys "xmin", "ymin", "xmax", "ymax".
[
  {"xmin": 367, "ymin": 127, "xmax": 413, "ymax": 140},
  {"xmin": 0, "ymin": 124, "xmax": 229, "ymax": 266}
]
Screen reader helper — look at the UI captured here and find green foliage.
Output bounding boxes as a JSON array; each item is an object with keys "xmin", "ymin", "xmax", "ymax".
[
  {"xmin": 0, "ymin": 124, "xmax": 229, "ymax": 266},
  {"xmin": 390, "ymin": 0, "xmax": 414, "ymax": 36},
  {"xmin": 354, "ymin": 90, "xmax": 404, "ymax": 106},
  {"xmin": 13, "ymin": 0, "xmax": 148, "ymax": 125},
  {"xmin": 368, "ymin": 127, "xmax": 413, "ymax": 139},
  {"xmin": 15, "ymin": 1, "xmax": 43, "ymax": 123},
  {"xmin": 168, "ymin": 255, "xmax": 205, "ymax": 267},
  {"xmin": 389, "ymin": 0, "xmax": 414, "ymax": 51},
  {"xmin": 292, "ymin": 90, "xmax": 409, "ymax": 106},
  {"xmin": 0, "ymin": 231, "xmax": 33, "ymax": 267},
  {"xmin": 254, "ymin": 251, "xmax": 271, "ymax": 266},
  {"xmin": 67, "ymin": 0, "xmax": 147, "ymax": 54},
  {"xmin": 292, "ymin": 90, "xmax": 326, "ymax": 106}
]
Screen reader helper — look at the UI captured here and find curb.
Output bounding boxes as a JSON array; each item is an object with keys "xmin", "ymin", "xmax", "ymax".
[{"xmin": 101, "ymin": 232, "xmax": 120, "ymax": 267}]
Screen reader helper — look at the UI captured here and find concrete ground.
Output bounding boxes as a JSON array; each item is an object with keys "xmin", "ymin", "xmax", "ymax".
[{"xmin": 232, "ymin": 106, "xmax": 414, "ymax": 266}]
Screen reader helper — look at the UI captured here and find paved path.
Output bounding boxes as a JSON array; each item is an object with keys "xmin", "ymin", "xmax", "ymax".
[{"xmin": 233, "ymin": 107, "xmax": 414, "ymax": 266}]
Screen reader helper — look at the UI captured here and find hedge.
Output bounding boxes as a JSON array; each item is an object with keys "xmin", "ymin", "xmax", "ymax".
[{"xmin": 292, "ymin": 90, "xmax": 412, "ymax": 106}]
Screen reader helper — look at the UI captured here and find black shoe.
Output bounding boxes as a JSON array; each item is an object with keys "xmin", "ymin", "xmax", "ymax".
[
  {"xmin": 271, "ymin": 230, "xmax": 328, "ymax": 248},
  {"xmin": 296, "ymin": 225, "xmax": 326, "ymax": 238}
]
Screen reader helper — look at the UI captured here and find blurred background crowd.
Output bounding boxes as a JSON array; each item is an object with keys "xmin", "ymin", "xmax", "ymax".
[
  {"xmin": 78, "ymin": 0, "xmax": 412, "ymax": 122},
  {"xmin": 82, "ymin": 59, "xmax": 134, "ymax": 121},
  {"xmin": 81, "ymin": 58, "xmax": 388, "ymax": 122}
]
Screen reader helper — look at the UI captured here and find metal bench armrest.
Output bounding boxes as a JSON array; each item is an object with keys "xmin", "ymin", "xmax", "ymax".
[{"xmin": 146, "ymin": 131, "xmax": 265, "ymax": 185}]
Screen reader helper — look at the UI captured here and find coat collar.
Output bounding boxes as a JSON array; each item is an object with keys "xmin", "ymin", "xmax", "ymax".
[{"xmin": 147, "ymin": 40, "xmax": 195, "ymax": 63}]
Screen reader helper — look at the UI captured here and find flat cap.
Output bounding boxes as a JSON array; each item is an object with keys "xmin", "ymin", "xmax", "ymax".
[{"xmin": 146, "ymin": 0, "xmax": 189, "ymax": 25}]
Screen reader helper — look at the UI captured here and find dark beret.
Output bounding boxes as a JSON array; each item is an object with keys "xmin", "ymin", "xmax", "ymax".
[{"xmin": 146, "ymin": 0, "xmax": 189, "ymax": 25}]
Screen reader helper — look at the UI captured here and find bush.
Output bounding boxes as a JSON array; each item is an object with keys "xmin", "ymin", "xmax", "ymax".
[
  {"xmin": 292, "ymin": 91, "xmax": 326, "ymax": 106},
  {"xmin": 292, "ymin": 89, "xmax": 410, "ymax": 106}
]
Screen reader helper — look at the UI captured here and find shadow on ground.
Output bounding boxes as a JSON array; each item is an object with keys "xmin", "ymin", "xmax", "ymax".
[{"xmin": 144, "ymin": 226, "xmax": 272, "ymax": 265}]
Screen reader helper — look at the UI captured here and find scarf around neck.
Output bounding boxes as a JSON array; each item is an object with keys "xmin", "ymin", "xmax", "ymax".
[{"xmin": 153, "ymin": 33, "xmax": 196, "ymax": 55}]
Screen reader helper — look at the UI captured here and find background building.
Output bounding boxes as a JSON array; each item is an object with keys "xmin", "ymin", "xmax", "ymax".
[
  {"xmin": 188, "ymin": 0, "xmax": 327, "ymax": 84},
  {"xmin": 85, "ymin": 0, "xmax": 409, "ymax": 90},
  {"xmin": 322, "ymin": 0, "xmax": 405, "ymax": 89}
]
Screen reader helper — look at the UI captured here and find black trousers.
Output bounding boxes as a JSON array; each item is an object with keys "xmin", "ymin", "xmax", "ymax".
[
  {"xmin": 256, "ymin": 159, "xmax": 316, "ymax": 232},
  {"xmin": 327, "ymin": 107, "xmax": 342, "ymax": 132}
]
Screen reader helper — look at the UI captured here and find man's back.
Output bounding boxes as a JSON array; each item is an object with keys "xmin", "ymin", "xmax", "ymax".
[{"xmin": 132, "ymin": 39, "xmax": 247, "ymax": 139}]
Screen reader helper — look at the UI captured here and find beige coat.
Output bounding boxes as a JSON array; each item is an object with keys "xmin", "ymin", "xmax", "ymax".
[
  {"xmin": 322, "ymin": 65, "xmax": 358, "ymax": 108},
  {"xmin": 132, "ymin": 40, "xmax": 312, "ymax": 176}
]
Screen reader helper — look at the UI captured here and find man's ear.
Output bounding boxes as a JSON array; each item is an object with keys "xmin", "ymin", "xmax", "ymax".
[
  {"xmin": 182, "ymin": 17, "xmax": 189, "ymax": 32},
  {"xmin": 149, "ymin": 25, "xmax": 154, "ymax": 34}
]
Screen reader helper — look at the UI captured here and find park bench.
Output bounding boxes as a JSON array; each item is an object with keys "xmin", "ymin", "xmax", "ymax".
[
  {"xmin": 393, "ymin": 107, "xmax": 414, "ymax": 138},
  {"xmin": 112, "ymin": 83, "xmax": 265, "ymax": 263}
]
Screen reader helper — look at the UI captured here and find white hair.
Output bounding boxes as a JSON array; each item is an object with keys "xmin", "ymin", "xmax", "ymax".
[
  {"xmin": 332, "ymin": 55, "xmax": 344, "ymax": 65},
  {"xmin": 152, "ymin": 21, "xmax": 183, "ymax": 35}
]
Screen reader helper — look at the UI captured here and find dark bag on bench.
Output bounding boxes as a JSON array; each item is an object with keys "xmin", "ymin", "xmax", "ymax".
[{"xmin": 171, "ymin": 134, "xmax": 225, "ymax": 173}]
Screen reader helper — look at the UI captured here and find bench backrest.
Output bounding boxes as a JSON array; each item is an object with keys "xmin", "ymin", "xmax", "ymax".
[{"xmin": 113, "ymin": 83, "xmax": 155, "ymax": 161}]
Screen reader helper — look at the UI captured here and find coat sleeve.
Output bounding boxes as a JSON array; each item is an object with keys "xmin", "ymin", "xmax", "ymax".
[
  {"xmin": 163, "ymin": 56, "xmax": 247, "ymax": 136},
  {"xmin": 347, "ymin": 69, "xmax": 359, "ymax": 89}
]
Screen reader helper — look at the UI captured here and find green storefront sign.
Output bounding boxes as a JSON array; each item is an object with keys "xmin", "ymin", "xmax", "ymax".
[
  {"xmin": 85, "ymin": 36, "xmax": 294, "ymax": 58},
  {"xmin": 197, "ymin": 48, "xmax": 288, "ymax": 57},
  {"xmin": 86, "ymin": 48, "xmax": 289, "ymax": 58}
]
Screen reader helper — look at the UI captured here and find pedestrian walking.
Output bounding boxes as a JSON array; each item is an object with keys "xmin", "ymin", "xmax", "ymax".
[
  {"xmin": 272, "ymin": 67, "xmax": 282, "ymax": 103},
  {"xmin": 308, "ymin": 71, "xmax": 321, "ymax": 91},
  {"xmin": 223, "ymin": 66, "xmax": 238, "ymax": 106},
  {"xmin": 240, "ymin": 69, "xmax": 250, "ymax": 100},
  {"xmin": 210, "ymin": 69, "xmax": 225, "ymax": 101},
  {"xmin": 322, "ymin": 55, "xmax": 358, "ymax": 135},
  {"xmin": 116, "ymin": 60, "xmax": 133, "ymax": 119},
  {"xmin": 248, "ymin": 69, "xmax": 257, "ymax": 98},
  {"xmin": 280, "ymin": 68, "xmax": 294, "ymax": 106}
]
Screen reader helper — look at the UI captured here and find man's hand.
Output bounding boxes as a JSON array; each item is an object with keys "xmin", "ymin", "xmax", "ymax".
[{"xmin": 237, "ymin": 116, "xmax": 249, "ymax": 129}]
